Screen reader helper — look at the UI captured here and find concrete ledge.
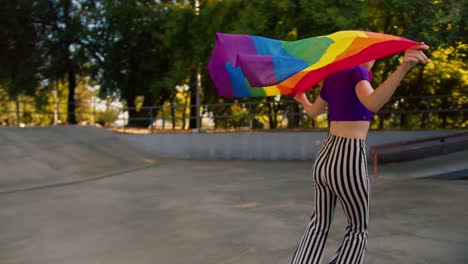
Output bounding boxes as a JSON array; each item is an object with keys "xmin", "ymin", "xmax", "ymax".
[{"xmin": 119, "ymin": 130, "xmax": 465, "ymax": 160}]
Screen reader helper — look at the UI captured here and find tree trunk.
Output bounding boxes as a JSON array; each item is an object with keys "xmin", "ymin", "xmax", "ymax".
[
  {"xmin": 127, "ymin": 108, "xmax": 152, "ymax": 127},
  {"xmin": 170, "ymin": 96, "xmax": 176, "ymax": 130},
  {"xmin": 441, "ymin": 96, "xmax": 448, "ymax": 128},
  {"xmin": 126, "ymin": 96, "xmax": 152, "ymax": 128},
  {"xmin": 378, "ymin": 115, "xmax": 384, "ymax": 129},
  {"xmin": 67, "ymin": 65, "xmax": 77, "ymax": 124},
  {"xmin": 189, "ymin": 72, "xmax": 197, "ymax": 129},
  {"xmin": 416, "ymin": 68, "xmax": 427, "ymax": 128},
  {"xmin": 15, "ymin": 96, "xmax": 20, "ymax": 126},
  {"xmin": 287, "ymin": 100, "xmax": 300, "ymax": 128},
  {"xmin": 442, "ymin": 112, "xmax": 448, "ymax": 128},
  {"xmin": 63, "ymin": 0, "xmax": 77, "ymax": 125},
  {"xmin": 420, "ymin": 112, "xmax": 428, "ymax": 128},
  {"xmin": 53, "ymin": 81, "xmax": 59, "ymax": 125},
  {"xmin": 400, "ymin": 112, "xmax": 406, "ymax": 129},
  {"xmin": 266, "ymin": 98, "xmax": 278, "ymax": 129},
  {"xmin": 182, "ymin": 91, "xmax": 189, "ymax": 129},
  {"xmin": 147, "ymin": 95, "xmax": 158, "ymax": 129}
]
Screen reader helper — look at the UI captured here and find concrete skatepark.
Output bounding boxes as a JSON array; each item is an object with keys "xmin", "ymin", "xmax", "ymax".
[{"xmin": 0, "ymin": 126, "xmax": 467, "ymax": 264}]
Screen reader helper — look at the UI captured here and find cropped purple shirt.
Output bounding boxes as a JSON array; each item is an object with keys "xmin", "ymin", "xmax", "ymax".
[{"xmin": 320, "ymin": 66, "xmax": 374, "ymax": 121}]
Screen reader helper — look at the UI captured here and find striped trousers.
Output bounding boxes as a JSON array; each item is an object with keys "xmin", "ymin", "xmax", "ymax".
[{"xmin": 291, "ymin": 134, "xmax": 370, "ymax": 264}]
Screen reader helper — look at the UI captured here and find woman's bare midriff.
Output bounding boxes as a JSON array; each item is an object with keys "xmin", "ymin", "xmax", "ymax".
[{"xmin": 330, "ymin": 121, "xmax": 370, "ymax": 140}]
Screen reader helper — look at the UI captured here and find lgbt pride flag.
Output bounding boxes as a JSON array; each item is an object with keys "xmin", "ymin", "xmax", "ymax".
[{"xmin": 207, "ymin": 30, "xmax": 418, "ymax": 98}]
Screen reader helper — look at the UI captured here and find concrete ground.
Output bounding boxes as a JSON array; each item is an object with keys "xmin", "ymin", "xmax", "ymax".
[{"xmin": 0, "ymin": 127, "xmax": 467, "ymax": 264}]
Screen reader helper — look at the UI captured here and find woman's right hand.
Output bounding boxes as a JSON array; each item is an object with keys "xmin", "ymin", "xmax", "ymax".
[{"xmin": 402, "ymin": 43, "xmax": 430, "ymax": 68}]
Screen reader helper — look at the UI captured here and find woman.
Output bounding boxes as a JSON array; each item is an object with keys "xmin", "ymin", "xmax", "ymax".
[{"xmin": 291, "ymin": 43, "xmax": 430, "ymax": 264}]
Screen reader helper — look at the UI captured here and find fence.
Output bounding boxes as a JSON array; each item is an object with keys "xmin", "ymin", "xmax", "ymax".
[{"xmin": 0, "ymin": 94, "xmax": 466, "ymax": 132}]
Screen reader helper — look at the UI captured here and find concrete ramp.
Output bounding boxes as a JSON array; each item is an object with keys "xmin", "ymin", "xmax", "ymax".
[
  {"xmin": 0, "ymin": 126, "xmax": 157, "ymax": 192},
  {"xmin": 378, "ymin": 149, "xmax": 468, "ymax": 180}
]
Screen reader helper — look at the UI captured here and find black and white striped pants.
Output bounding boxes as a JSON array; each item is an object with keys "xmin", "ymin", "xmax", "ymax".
[{"xmin": 291, "ymin": 133, "xmax": 370, "ymax": 264}]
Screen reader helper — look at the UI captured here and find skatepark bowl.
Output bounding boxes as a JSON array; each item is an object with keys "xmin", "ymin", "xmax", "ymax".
[{"xmin": 0, "ymin": 126, "xmax": 467, "ymax": 264}]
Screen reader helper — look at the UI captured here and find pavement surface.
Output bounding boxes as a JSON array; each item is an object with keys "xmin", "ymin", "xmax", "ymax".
[{"xmin": 0, "ymin": 127, "xmax": 467, "ymax": 264}]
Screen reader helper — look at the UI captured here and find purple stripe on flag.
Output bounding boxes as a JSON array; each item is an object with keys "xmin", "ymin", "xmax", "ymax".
[
  {"xmin": 216, "ymin": 33, "xmax": 257, "ymax": 65},
  {"xmin": 238, "ymin": 54, "xmax": 277, "ymax": 87},
  {"xmin": 207, "ymin": 41, "xmax": 234, "ymax": 98}
]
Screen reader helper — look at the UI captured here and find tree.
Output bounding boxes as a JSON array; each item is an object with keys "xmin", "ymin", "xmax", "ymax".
[
  {"xmin": 367, "ymin": 0, "xmax": 467, "ymax": 129},
  {"xmin": 87, "ymin": 0, "xmax": 175, "ymax": 127},
  {"xmin": 163, "ymin": 2, "xmax": 198, "ymax": 129},
  {"xmin": 33, "ymin": 0, "xmax": 92, "ymax": 124},
  {"xmin": 0, "ymin": 0, "xmax": 39, "ymax": 124}
]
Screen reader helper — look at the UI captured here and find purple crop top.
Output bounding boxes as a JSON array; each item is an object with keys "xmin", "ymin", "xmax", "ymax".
[{"xmin": 320, "ymin": 66, "xmax": 374, "ymax": 121}]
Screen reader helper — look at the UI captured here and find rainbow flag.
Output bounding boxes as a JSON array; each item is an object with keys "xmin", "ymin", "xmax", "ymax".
[{"xmin": 207, "ymin": 30, "xmax": 418, "ymax": 98}]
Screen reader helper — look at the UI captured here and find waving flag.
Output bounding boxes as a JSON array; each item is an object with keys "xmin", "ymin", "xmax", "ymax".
[{"xmin": 207, "ymin": 30, "xmax": 419, "ymax": 98}]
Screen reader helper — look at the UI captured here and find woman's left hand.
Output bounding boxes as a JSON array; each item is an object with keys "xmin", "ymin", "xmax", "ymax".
[
  {"xmin": 294, "ymin": 93, "xmax": 308, "ymax": 105},
  {"xmin": 403, "ymin": 43, "xmax": 430, "ymax": 68}
]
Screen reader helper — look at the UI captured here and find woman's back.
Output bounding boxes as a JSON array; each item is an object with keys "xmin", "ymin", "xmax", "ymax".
[{"xmin": 320, "ymin": 66, "xmax": 374, "ymax": 139}]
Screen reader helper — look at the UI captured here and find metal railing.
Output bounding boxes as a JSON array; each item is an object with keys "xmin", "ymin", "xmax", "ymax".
[
  {"xmin": 0, "ymin": 94, "xmax": 466, "ymax": 132},
  {"xmin": 370, "ymin": 131, "xmax": 468, "ymax": 177}
]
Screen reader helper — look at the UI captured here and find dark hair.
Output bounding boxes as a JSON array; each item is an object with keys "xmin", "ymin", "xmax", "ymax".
[{"xmin": 356, "ymin": 27, "xmax": 372, "ymax": 32}]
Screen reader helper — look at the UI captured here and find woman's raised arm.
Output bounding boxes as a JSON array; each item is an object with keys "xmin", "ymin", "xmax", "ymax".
[{"xmin": 356, "ymin": 43, "xmax": 430, "ymax": 112}]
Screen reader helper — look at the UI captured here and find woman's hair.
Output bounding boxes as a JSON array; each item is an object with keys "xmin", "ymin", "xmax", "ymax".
[{"xmin": 356, "ymin": 27, "xmax": 371, "ymax": 32}]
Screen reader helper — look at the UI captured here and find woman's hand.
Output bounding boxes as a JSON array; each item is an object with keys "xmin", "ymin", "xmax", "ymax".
[
  {"xmin": 293, "ymin": 93, "xmax": 328, "ymax": 118},
  {"xmin": 294, "ymin": 93, "xmax": 309, "ymax": 106},
  {"xmin": 402, "ymin": 43, "xmax": 430, "ymax": 69},
  {"xmin": 357, "ymin": 42, "xmax": 430, "ymax": 113}
]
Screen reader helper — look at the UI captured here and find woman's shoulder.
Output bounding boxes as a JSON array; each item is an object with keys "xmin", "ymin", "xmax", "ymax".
[
  {"xmin": 327, "ymin": 67, "xmax": 355, "ymax": 80},
  {"xmin": 351, "ymin": 65, "xmax": 367, "ymax": 74},
  {"xmin": 351, "ymin": 65, "xmax": 373, "ymax": 82},
  {"xmin": 324, "ymin": 66, "xmax": 368, "ymax": 87}
]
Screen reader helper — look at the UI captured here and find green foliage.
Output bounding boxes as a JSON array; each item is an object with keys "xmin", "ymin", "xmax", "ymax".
[
  {"xmin": 95, "ymin": 102, "xmax": 121, "ymax": 127},
  {"xmin": 2, "ymin": 0, "xmax": 467, "ymax": 130},
  {"xmin": 0, "ymin": 0, "xmax": 39, "ymax": 98},
  {"xmin": 86, "ymin": 0, "xmax": 177, "ymax": 126},
  {"xmin": 33, "ymin": 0, "xmax": 94, "ymax": 124}
]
